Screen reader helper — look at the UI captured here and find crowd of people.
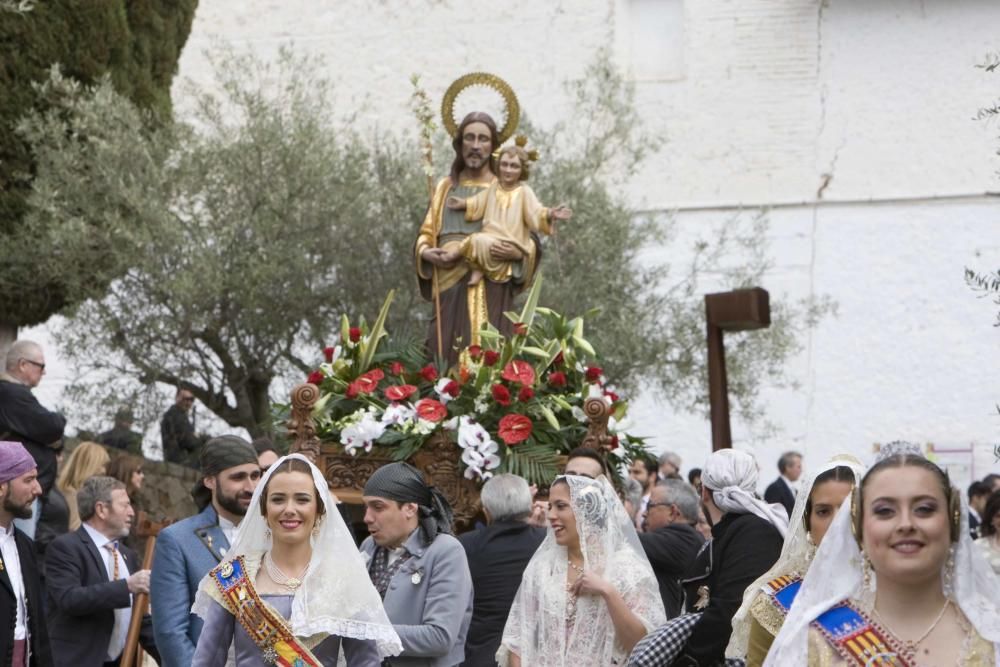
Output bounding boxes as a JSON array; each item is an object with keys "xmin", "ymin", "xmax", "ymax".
[{"xmin": 2, "ymin": 338, "xmax": 1000, "ymax": 666}]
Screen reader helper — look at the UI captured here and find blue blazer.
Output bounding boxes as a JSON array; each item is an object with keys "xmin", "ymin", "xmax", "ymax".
[{"xmin": 150, "ymin": 505, "xmax": 230, "ymax": 667}]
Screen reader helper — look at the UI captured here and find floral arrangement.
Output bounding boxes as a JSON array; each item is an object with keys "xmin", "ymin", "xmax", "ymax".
[{"xmin": 305, "ymin": 280, "xmax": 648, "ymax": 485}]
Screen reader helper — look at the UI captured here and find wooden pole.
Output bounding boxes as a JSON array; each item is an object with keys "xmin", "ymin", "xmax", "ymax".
[{"xmin": 120, "ymin": 514, "xmax": 172, "ymax": 667}]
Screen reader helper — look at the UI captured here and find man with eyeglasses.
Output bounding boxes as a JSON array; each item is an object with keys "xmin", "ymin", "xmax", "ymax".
[
  {"xmin": 0, "ymin": 340, "xmax": 66, "ymax": 538},
  {"xmin": 638, "ymin": 478, "xmax": 705, "ymax": 618},
  {"xmin": 159, "ymin": 387, "xmax": 207, "ymax": 468}
]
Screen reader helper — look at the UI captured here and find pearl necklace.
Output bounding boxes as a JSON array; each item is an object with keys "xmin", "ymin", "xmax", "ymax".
[{"xmin": 263, "ymin": 552, "xmax": 308, "ymax": 591}]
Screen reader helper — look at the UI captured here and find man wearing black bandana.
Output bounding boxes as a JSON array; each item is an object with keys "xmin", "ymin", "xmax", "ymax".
[
  {"xmin": 361, "ymin": 462, "xmax": 473, "ymax": 667},
  {"xmin": 150, "ymin": 435, "xmax": 261, "ymax": 666}
]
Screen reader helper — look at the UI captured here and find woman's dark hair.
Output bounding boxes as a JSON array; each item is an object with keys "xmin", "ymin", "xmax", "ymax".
[
  {"xmin": 855, "ymin": 453, "xmax": 960, "ymax": 543},
  {"xmin": 687, "ymin": 468, "xmax": 702, "ymax": 485},
  {"xmin": 106, "ymin": 454, "xmax": 144, "ymax": 498},
  {"xmin": 981, "ymin": 490, "xmax": 1000, "ymax": 538},
  {"xmin": 566, "ymin": 446, "xmax": 608, "ymax": 476},
  {"xmin": 258, "ymin": 458, "xmax": 326, "ymax": 517},
  {"xmin": 803, "ymin": 465, "xmax": 856, "ymax": 533}
]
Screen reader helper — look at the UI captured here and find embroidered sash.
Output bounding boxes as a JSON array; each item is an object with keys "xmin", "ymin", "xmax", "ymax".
[
  {"xmin": 210, "ymin": 556, "xmax": 321, "ymax": 667},
  {"xmin": 762, "ymin": 574, "xmax": 802, "ymax": 615},
  {"xmin": 812, "ymin": 600, "xmax": 912, "ymax": 667}
]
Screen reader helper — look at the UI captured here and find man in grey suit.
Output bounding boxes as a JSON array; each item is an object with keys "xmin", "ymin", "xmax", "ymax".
[
  {"xmin": 150, "ymin": 436, "xmax": 260, "ymax": 667},
  {"xmin": 361, "ymin": 462, "xmax": 473, "ymax": 667}
]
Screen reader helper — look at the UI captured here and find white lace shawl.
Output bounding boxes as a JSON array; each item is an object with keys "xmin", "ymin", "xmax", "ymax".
[
  {"xmin": 725, "ymin": 455, "xmax": 865, "ymax": 659},
  {"xmin": 763, "ymin": 474, "xmax": 1000, "ymax": 665},
  {"xmin": 497, "ymin": 475, "xmax": 666, "ymax": 666},
  {"xmin": 191, "ymin": 454, "xmax": 403, "ymax": 659}
]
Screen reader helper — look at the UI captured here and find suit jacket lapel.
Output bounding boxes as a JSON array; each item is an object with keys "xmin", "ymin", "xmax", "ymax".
[
  {"xmin": 193, "ymin": 506, "xmax": 230, "ymax": 562},
  {"xmin": 0, "ymin": 554, "xmax": 13, "ymax": 597},
  {"xmin": 78, "ymin": 527, "xmax": 109, "ymax": 581}
]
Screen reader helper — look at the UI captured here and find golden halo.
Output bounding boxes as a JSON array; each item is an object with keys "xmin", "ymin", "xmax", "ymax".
[{"xmin": 441, "ymin": 72, "xmax": 520, "ymax": 146}]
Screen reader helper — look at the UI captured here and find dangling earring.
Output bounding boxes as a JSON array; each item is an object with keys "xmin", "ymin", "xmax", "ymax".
[
  {"xmin": 805, "ymin": 531, "xmax": 817, "ymax": 562},
  {"xmin": 311, "ymin": 516, "xmax": 323, "ymax": 537},
  {"xmin": 861, "ymin": 551, "xmax": 874, "ymax": 591},
  {"xmin": 943, "ymin": 545, "xmax": 956, "ymax": 597},
  {"xmin": 265, "ymin": 527, "xmax": 272, "ymax": 541}
]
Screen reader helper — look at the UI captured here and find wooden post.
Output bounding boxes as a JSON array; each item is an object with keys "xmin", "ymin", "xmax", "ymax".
[
  {"xmin": 704, "ymin": 288, "xmax": 771, "ymax": 451},
  {"xmin": 119, "ymin": 513, "xmax": 173, "ymax": 667}
]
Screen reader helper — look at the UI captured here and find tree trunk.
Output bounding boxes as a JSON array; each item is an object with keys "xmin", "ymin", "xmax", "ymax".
[{"xmin": 0, "ymin": 320, "xmax": 17, "ymax": 361}]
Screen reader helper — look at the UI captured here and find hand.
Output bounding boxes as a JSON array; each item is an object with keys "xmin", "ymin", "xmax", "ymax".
[
  {"xmin": 550, "ymin": 205, "xmax": 572, "ymax": 221},
  {"xmin": 421, "ymin": 248, "xmax": 459, "ymax": 268},
  {"xmin": 489, "ymin": 241, "xmax": 523, "ymax": 261},
  {"xmin": 127, "ymin": 569, "xmax": 151, "ymax": 594},
  {"xmin": 571, "ymin": 569, "xmax": 611, "ymax": 598},
  {"xmin": 445, "ymin": 196, "xmax": 466, "ymax": 210}
]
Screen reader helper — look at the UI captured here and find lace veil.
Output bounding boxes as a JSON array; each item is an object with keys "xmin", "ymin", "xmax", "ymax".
[
  {"xmin": 497, "ymin": 474, "xmax": 666, "ymax": 667},
  {"xmin": 192, "ymin": 453, "xmax": 403, "ymax": 658},
  {"xmin": 763, "ymin": 445, "xmax": 1000, "ymax": 665},
  {"xmin": 726, "ymin": 454, "xmax": 865, "ymax": 659}
]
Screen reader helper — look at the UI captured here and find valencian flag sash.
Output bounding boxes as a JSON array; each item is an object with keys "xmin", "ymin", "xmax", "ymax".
[
  {"xmin": 762, "ymin": 574, "xmax": 802, "ymax": 615},
  {"xmin": 811, "ymin": 599, "xmax": 913, "ymax": 666},
  {"xmin": 210, "ymin": 556, "xmax": 322, "ymax": 667}
]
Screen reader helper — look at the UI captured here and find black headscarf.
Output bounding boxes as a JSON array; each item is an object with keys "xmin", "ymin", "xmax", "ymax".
[
  {"xmin": 363, "ymin": 462, "xmax": 454, "ymax": 544},
  {"xmin": 191, "ymin": 435, "xmax": 259, "ymax": 510}
]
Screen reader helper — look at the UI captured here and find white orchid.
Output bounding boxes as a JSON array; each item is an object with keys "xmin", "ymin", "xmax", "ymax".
[
  {"xmin": 341, "ymin": 411, "xmax": 386, "ymax": 456},
  {"xmin": 381, "ymin": 402, "xmax": 416, "ymax": 426}
]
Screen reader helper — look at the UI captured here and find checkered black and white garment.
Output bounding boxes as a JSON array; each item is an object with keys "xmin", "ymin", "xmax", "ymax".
[{"xmin": 627, "ymin": 613, "xmax": 746, "ymax": 667}]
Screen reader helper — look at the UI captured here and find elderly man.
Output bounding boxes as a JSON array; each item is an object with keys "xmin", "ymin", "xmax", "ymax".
[
  {"xmin": 45, "ymin": 475, "xmax": 157, "ymax": 665},
  {"xmin": 0, "ymin": 341, "xmax": 66, "ymax": 538},
  {"xmin": 0, "ymin": 441, "xmax": 51, "ymax": 666},
  {"xmin": 764, "ymin": 450, "xmax": 802, "ymax": 519},
  {"xmin": 361, "ymin": 462, "xmax": 473, "ymax": 667},
  {"xmin": 151, "ymin": 436, "xmax": 260, "ymax": 667},
  {"xmin": 658, "ymin": 451, "xmax": 682, "ymax": 480},
  {"xmin": 458, "ymin": 474, "xmax": 545, "ymax": 667},
  {"xmin": 638, "ymin": 479, "xmax": 705, "ymax": 618},
  {"xmin": 629, "ymin": 449, "xmax": 785, "ymax": 667}
]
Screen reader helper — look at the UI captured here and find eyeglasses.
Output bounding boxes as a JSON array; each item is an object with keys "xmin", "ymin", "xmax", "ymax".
[{"xmin": 22, "ymin": 359, "xmax": 45, "ymax": 371}]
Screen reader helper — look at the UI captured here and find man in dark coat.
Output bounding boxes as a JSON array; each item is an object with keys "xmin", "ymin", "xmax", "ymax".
[
  {"xmin": 45, "ymin": 476, "xmax": 157, "ymax": 666},
  {"xmin": 458, "ymin": 474, "xmax": 545, "ymax": 667},
  {"xmin": 0, "ymin": 441, "xmax": 52, "ymax": 667},
  {"xmin": 0, "ymin": 341, "xmax": 66, "ymax": 538},
  {"xmin": 638, "ymin": 479, "xmax": 705, "ymax": 619},
  {"xmin": 97, "ymin": 409, "xmax": 143, "ymax": 456},
  {"xmin": 763, "ymin": 450, "xmax": 802, "ymax": 519},
  {"xmin": 159, "ymin": 387, "xmax": 206, "ymax": 468}
]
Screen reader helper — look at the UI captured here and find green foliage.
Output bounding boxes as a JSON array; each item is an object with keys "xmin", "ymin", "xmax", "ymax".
[
  {"xmin": 965, "ymin": 267, "xmax": 1000, "ymax": 327},
  {"xmin": 0, "ymin": 0, "xmax": 196, "ymax": 326}
]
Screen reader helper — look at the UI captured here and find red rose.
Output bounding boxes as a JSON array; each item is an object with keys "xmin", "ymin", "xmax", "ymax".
[
  {"xmin": 389, "ymin": 361, "xmax": 404, "ymax": 376},
  {"xmin": 323, "ymin": 346, "xmax": 336, "ymax": 363},
  {"xmin": 420, "ymin": 364, "xmax": 438, "ymax": 382},
  {"xmin": 307, "ymin": 370, "xmax": 324, "ymax": 385},
  {"xmin": 604, "ymin": 390, "xmax": 619, "ymax": 403},
  {"xmin": 442, "ymin": 380, "xmax": 460, "ymax": 398},
  {"xmin": 467, "ymin": 345, "xmax": 482, "ymax": 360},
  {"xmin": 547, "ymin": 371, "xmax": 567, "ymax": 387},
  {"xmin": 384, "ymin": 384, "xmax": 418, "ymax": 402},
  {"xmin": 501, "ymin": 360, "xmax": 535, "ymax": 386},
  {"xmin": 415, "ymin": 398, "xmax": 447, "ymax": 422},
  {"xmin": 552, "ymin": 351, "xmax": 565, "ymax": 367},
  {"xmin": 517, "ymin": 387, "xmax": 534, "ymax": 402},
  {"xmin": 348, "ymin": 327, "xmax": 362, "ymax": 343},
  {"xmin": 491, "ymin": 384, "xmax": 511, "ymax": 406},
  {"xmin": 345, "ymin": 381, "xmax": 360, "ymax": 399},
  {"xmin": 482, "ymin": 350, "xmax": 500, "ymax": 367},
  {"xmin": 513, "ymin": 322, "xmax": 528, "ymax": 336},
  {"xmin": 354, "ymin": 368, "xmax": 384, "ymax": 394},
  {"xmin": 498, "ymin": 414, "xmax": 533, "ymax": 445},
  {"xmin": 585, "ymin": 366, "xmax": 603, "ymax": 383}
]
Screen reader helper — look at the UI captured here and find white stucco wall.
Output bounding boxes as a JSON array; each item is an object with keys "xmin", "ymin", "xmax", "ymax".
[{"xmin": 28, "ymin": 0, "xmax": 1000, "ymax": 483}]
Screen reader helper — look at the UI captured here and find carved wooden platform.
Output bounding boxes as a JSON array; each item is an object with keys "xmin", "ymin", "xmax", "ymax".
[{"xmin": 286, "ymin": 382, "xmax": 613, "ymax": 529}]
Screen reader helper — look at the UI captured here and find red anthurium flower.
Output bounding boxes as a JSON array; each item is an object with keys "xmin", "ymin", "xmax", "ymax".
[
  {"xmin": 307, "ymin": 370, "xmax": 324, "ymax": 385},
  {"xmin": 354, "ymin": 369, "xmax": 384, "ymax": 394},
  {"xmin": 415, "ymin": 398, "xmax": 447, "ymax": 422},
  {"xmin": 384, "ymin": 384, "xmax": 418, "ymax": 401},
  {"xmin": 482, "ymin": 350, "xmax": 500, "ymax": 367},
  {"xmin": 517, "ymin": 387, "xmax": 534, "ymax": 402},
  {"xmin": 498, "ymin": 414, "xmax": 533, "ymax": 445},
  {"xmin": 467, "ymin": 345, "xmax": 482, "ymax": 360},
  {"xmin": 547, "ymin": 371, "xmax": 567, "ymax": 387},
  {"xmin": 501, "ymin": 360, "xmax": 535, "ymax": 386},
  {"xmin": 491, "ymin": 384, "xmax": 511, "ymax": 406},
  {"xmin": 345, "ymin": 381, "xmax": 360, "ymax": 399},
  {"xmin": 390, "ymin": 361, "xmax": 404, "ymax": 376},
  {"xmin": 420, "ymin": 364, "xmax": 438, "ymax": 382},
  {"xmin": 513, "ymin": 322, "xmax": 528, "ymax": 336},
  {"xmin": 348, "ymin": 327, "xmax": 362, "ymax": 343},
  {"xmin": 585, "ymin": 366, "xmax": 603, "ymax": 383},
  {"xmin": 323, "ymin": 347, "xmax": 336, "ymax": 363}
]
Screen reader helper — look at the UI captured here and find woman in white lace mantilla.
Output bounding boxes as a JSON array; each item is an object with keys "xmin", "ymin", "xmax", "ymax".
[
  {"xmin": 497, "ymin": 474, "xmax": 666, "ymax": 666},
  {"xmin": 764, "ymin": 443, "xmax": 1000, "ymax": 666},
  {"xmin": 191, "ymin": 454, "xmax": 402, "ymax": 666}
]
